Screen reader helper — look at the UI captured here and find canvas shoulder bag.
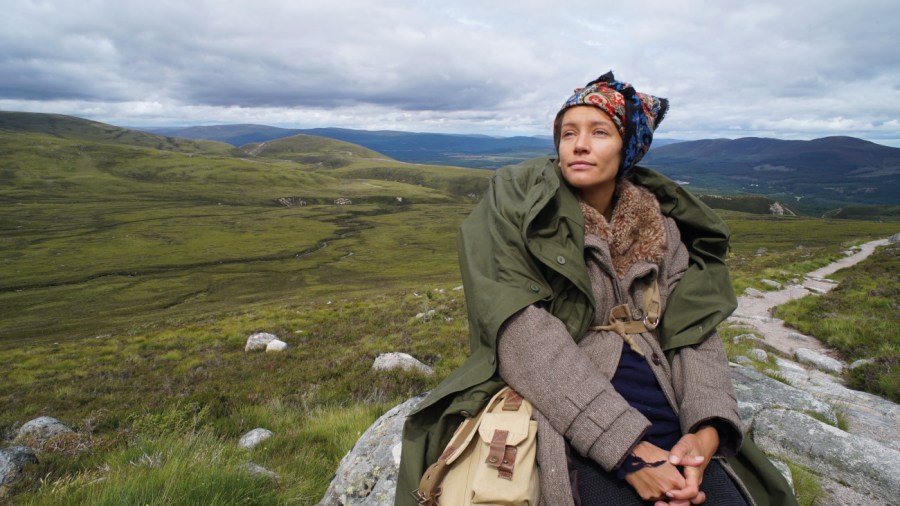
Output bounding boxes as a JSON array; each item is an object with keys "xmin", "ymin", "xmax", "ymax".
[{"xmin": 414, "ymin": 386, "xmax": 539, "ymax": 506}]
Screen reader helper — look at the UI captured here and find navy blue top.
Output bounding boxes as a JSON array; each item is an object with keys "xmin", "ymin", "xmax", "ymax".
[{"xmin": 610, "ymin": 343, "xmax": 681, "ymax": 451}]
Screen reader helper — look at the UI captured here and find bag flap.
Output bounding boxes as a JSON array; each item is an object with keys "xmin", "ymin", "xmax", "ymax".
[{"xmin": 477, "ymin": 412, "xmax": 531, "ymax": 446}]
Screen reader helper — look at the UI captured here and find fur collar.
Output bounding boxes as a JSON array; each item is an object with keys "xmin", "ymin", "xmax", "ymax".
[{"xmin": 579, "ymin": 180, "xmax": 667, "ymax": 278}]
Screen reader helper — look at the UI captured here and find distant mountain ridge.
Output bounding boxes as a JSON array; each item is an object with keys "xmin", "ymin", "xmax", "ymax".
[
  {"xmin": 4, "ymin": 111, "xmax": 898, "ymax": 216},
  {"xmin": 144, "ymin": 124, "xmax": 555, "ymax": 169},
  {"xmin": 642, "ymin": 136, "xmax": 900, "ymax": 211}
]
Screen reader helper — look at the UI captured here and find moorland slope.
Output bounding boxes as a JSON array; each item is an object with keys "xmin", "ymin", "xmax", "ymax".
[{"xmin": 0, "ymin": 112, "xmax": 489, "ymax": 343}]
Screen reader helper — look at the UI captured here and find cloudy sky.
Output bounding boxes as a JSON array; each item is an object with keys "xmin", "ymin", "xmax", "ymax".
[{"xmin": 2, "ymin": 0, "xmax": 899, "ymax": 146}]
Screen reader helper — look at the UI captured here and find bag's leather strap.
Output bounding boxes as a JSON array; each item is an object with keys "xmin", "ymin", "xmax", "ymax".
[
  {"xmin": 414, "ymin": 416, "xmax": 479, "ymax": 505},
  {"xmin": 503, "ymin": 389, "xmax": 524, "ymax": 411},
  {"xmin": 486, "ymin": 429, "xmax": 509, "ymax": 467}
]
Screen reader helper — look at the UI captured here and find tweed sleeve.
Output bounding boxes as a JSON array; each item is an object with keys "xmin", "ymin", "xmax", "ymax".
[
  {"xmin": 663, "ymin": 219, "xmax": 743, "ymax": 455},
  {"xmin": 498, "ymin": 305, "xmax": 650, "ymax": 471},
  {"xmin": 670, "ymin": 331, "xmax": 744, "ymax": 456}
]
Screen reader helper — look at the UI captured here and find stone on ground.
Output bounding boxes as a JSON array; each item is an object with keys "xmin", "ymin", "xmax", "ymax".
[
  {"xmin": 371, "ymin": 353, "xmax": 433, "ymax": 375},
  {"xmin": 245, "ymin": 332, "xmax": 279, "ymax": 352},
  {"xmin": 753, "ymin": 408, "xmax": 900, "ymax": 502},
  {"xmin": 239, "ymin": 428, "xmax": 274, "ymax": 450},
  {"xmin": 795, "ymin": 348, "xmax": 844, "ymax": 374},
  {"xmin": 14, "ymin": 417, "xmax": 73, "ymax": 446},
  {"xmin": 319, "ymin": 394, "xmax": 424, "ymax": 506}
]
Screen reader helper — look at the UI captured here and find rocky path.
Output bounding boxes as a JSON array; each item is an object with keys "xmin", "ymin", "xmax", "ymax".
[{"xmin": 728, "ymin": 238, "xmax": 890, "ymax": 357}]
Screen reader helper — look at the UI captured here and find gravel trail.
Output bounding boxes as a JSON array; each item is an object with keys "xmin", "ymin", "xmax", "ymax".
[{"xmin": 727, "ymin": 238, "xmax": 889, "ymax": 356}]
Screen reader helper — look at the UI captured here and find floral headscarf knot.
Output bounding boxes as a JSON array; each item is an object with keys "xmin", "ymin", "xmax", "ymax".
[{"xmin": 553, "ymin": 71, "xmax": 669, "ymax": 177}]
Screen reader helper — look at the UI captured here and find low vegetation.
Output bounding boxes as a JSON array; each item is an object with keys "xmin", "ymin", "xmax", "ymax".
[{"xmin": 3, "ymin": 286, "xmax": 469, "ymax": 503}]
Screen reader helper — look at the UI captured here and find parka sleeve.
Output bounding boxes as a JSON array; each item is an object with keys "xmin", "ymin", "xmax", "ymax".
[
  {"xmin": 498, "ymin": 305, "xmax": 650, "ymax": 471},
  {"xmin": 457, "ymin": 168, "xmax": 560, "ymax": 359}
]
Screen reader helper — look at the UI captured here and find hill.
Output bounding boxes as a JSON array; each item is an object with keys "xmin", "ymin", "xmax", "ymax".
[
  {"xmin": 1, "ymin": 111, "xmax": 240, "ymax": 156},
  {"xmin": 0, "ymin": 112, "xmax": 489, "ymax": 343},
  {"xmin": 144, "ymin": 124, "xmax": 900, "ymax": 217},
  {"xmin": 642, "ymin": 136, "xmax": 900, "ymax": 213},
  {"xmin": 145, "ymin": 124, "xmax": 556, "ymax": 169}
]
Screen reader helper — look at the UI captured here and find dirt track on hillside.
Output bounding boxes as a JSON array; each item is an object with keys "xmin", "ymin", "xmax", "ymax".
[{"xmin": 728, "ymin": 238, "xmax": 890, "ymax": 356}]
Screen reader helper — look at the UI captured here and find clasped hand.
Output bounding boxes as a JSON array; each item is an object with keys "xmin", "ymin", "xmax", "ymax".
[{"xmin": 624, "ymin": 426, "xmax": 719, "ymax": 505}]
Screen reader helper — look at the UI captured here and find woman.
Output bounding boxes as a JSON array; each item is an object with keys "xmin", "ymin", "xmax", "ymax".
[{"xmin": 396, "ymin": 73, "xmax": 796, "ymax": 506}]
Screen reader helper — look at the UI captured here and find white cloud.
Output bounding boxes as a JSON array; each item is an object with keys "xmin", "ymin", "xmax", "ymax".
[{"xmin": 1, "ymin": 0, "xmax": 898, "ymax": 146}]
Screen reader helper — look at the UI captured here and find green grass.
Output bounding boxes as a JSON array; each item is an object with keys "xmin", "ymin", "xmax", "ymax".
[
  {"xmin": 2, "ymin": 286, "xmax": 470, "ymax": 504},
  {"xmin": 786, "ymin": 461, "xmax": 824, "ymax": 506}
]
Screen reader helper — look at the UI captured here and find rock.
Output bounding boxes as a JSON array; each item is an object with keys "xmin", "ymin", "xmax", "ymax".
[
  {"xmin": 732, "ymin": 333, "xmax": 760, "ymax": 344},
  {"xmin": 277, "ymin": 197, "xmax": 307, "ymax": 207},
  {"xmin": 734, "ymin": 355, "xmax": 753, "ymax": 365},
  {"xmin": 320, "ymin": 393, "xmax": 425, "ymax": 505},
  {"xmin": 238, "ymin": 462, "xmax": 280, "ymax": 482},
  {"xmin": 771, "ymin": 357, "xmax": 810, "ymax": 384},
  {"xmin": 245, "ymin": 332, "xmax": 278, "ymax": 352},
  {"xmin": 760, "ymin": 279, "xmax": 782, "ymax": 289},
  {"xmin": 773, "ymin": 358, "xmax": 900, "ymax": 453},
  {"xmin": 239, "ymin": 428, "xmax": 274, "ymax": 450},
  {"xmin": 802, "ymin": 283, "xmax": 831, "ymax": 295},
  {"xmin": 14, "ymin": 416, "xmax": 73, "ymax": 446},
  {"xmin": 818, "ymin": 476, "xmax": 887, "ymax": 506},
  {"xmin": 744, "ymin": 287, "xmax": 765, "ymax": 298},
  {"xmin": 752, "ymin": 409, "xmax": 900, "ymax": 502},
  {"xmin": 415, "ymin": 309, "xmax": 437, "ymax": 320},
  {"xmin": 749, "ymin": 349, "xmax": 768, "ymax": 362},
  {"xmin": 795, "ymin": 348, "xmax": 844, "ymax": 374},
  {"xmin": 850, "ymin": 358, "xmax": 875, "ymax": 370},
  {"xmin": 0, "ymin": 446, "xmax": 38, "ymax": 487},
  {"xmin": 265, "ymin": 339, "xmax": 288, "ymax": 353},
  {"xmin": 889, "ymin": 232, "xmax": 900, "ymax": 244},
  {"xmin": 371, "ymin": 353, "xmax": 433, "ymax": 375},
  {"xmin": 786, "ymin": 332, "xmax": 814, "ymax": 342},
  {"xmin": 730, "ymin": 365, "xmax": 836, "ymax": 426}
]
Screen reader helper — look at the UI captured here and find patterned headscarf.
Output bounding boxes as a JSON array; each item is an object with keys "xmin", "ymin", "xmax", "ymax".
[{"xmin": 554, "ymin": 71, "xmax": 668, "ymax": 177}]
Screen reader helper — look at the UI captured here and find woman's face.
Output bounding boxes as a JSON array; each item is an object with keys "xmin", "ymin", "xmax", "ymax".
[{"xmin": 557, "ymin": 105, "xmax": 623, "ymax": 200}]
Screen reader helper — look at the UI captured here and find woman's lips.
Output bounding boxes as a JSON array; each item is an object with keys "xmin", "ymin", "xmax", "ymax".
[{"xmin": 568, "ymin": 160, "xmax": 595, "ymax": 170}]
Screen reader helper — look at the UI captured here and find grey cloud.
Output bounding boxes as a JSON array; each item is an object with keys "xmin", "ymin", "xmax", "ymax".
[{"xmin": 0, "ymin": 0, "xmax": 898, "ymax": 145}]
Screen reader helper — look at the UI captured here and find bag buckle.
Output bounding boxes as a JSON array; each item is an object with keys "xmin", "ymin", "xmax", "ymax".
[{"xmin": 411, "ymin": 487, "xmax": 441, "ymax": 506}]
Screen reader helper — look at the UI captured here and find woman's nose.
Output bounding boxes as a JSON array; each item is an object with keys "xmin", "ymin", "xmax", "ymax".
[{"xmin": 574, "ymin": 132, "xmax": 590, "ymax": 152}]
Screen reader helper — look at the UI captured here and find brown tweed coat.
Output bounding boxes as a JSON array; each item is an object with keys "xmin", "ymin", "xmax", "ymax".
[{"xmin": 498, "ymin": 180, "xmax": 744, "ymax": 505}]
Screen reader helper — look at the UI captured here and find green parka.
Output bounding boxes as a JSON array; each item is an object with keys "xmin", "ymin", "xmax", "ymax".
[{"xmin": 395, "ymin": 157, "xmax": 796, "ymax": 506}]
